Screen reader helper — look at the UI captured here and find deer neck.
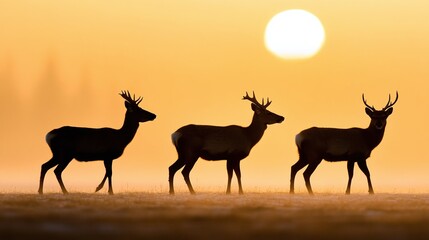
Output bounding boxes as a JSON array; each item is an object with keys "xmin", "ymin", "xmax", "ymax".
[
  {"xmin": 245, "ymin": 114, "xmax": 267, "ymax": 146},
  {"xmin": 119, "ymin": 112, "xmax": 140, "ymax": 144},
  {"xmin": 364, "ymin": 123, "xmax": 386, "ymax": 150}
]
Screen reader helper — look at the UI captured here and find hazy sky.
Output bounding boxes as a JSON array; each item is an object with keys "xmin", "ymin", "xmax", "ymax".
[{"xmin": 1, "ymin": 0, "xmax": 428, "ymax": 193}]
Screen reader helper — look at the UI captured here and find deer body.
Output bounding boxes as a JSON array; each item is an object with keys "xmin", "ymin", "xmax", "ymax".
[
  {"xmin": 290, "ymin": 92, "xmax": 398, "ymax": 195},
  {"xmin": 296, "ymin": 127, "xmax": 384, "ymax": 162},
  {"xmin": 47, "ymin": 126, "xmax": 137, "ymax": 162},
  {"xmin": 174, "ymin": 119, "xmax": 267, "ymax": 161},
  {"xmin": 47, "ymin": 116, "xmax": 140, "ymax": 162},
  {"xmin": 169, "ymin": 92, "xmax": 284, "ymax": 195},
  {"xmin": 38, "ymin": 91, "xmax": 156, "ymax": 195}
]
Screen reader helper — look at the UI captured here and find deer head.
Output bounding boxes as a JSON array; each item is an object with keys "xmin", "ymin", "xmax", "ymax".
[
  {"xmin": 362, "ymin": 91, "xmax": 398, "ymax": 130},
  {"xmin": 243, "ymin": 91, "xmax": 284, "ymax": 124},
  {"xmin": 120, "ymin": 90, "xmax": 156, "ymax": 122}
]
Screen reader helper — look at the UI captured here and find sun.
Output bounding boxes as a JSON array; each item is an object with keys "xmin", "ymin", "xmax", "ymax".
[{"xmin": 264, "ymin": 9, "xmax": 325, "ymax": 60}]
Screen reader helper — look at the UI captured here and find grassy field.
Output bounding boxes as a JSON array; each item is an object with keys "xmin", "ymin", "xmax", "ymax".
[{"xmin": 1, "ymin": 192, "xmax": 428, "ymax": 239}]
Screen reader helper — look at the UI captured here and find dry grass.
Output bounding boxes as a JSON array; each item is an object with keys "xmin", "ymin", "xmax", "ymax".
[{"xmin": 1, "ymin": 192, "xmax": 429, "ymax": 239}]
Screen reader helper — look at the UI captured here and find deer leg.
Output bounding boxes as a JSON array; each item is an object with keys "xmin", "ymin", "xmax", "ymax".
[
  {"xmin": 303, "ymin": 159, "xmax": 322, "ymax": 195},
  {"xmin": 95, "ymin": 174, "xmax": 108, "ymax": 193},
  {"xmin": 168, "ymin": 159, "xmax": 186, "ymax": 195},
  {"xmin": 105, "ymin": 159, "xmax": 114, "ymax": 195},
  {"xmin": 96, "ymin": 160, "xmax": 113, "ymax": 194},
  {"xmin": 232, "ymin": 161, "xmax": 243, "ymax": 195},
  {"xmin": 226, "ymin": 161, "xmax": 233, "ymax": 194},
  {"xmin": 290, "ymin": 158, "xmax": 308, "ymax": 194},
  {"xmin": 357, "ymin": 160, "xmax": 374, "ymax": 194},
  {"xmin": 53, "ymin": 158, "xmax": 73, "ymax": 194},
  {"xmin": 38, "ymin": 157, "xmax": 59, "ymax": 194},
  {"xmin": 346, "ymin": 161, "xmax": 355, "ymax": 195},
  {"xmin": 181, "ymin": 157, "xmax": 198, "ymax": 195}
]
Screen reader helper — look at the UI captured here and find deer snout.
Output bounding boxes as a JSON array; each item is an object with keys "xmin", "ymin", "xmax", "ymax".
[
  {"xmin": 374, "ymin": 120, "xmax": 384, "ymax": 130},
  {"xmin": 149, "ymin": 114, "xmax": 157, "ymax": 121},
  {"xmin": 140, "ymin": 112, "xmax": 156, "ymax": 122},
  {"xmin": 265, "ymin": 114, "xmax": 284, "ymax": 125}
]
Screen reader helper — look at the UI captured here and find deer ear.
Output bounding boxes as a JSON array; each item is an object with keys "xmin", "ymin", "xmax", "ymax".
[
  {"xmin": 251, "ymin": 103, "xmax": 261, "ymax": 114},
  {"xmin": 125, "ymin": 101, "xmax": 133, "ymax": 111},
  {"xmin": 365, "ymin": 107, "xmax": 373, "ymax": 116},
  {"xmin": 385, "ymin": 107, "xmax": 393, "ymax": 116}
]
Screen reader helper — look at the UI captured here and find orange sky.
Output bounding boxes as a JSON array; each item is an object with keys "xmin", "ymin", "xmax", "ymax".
[{"xmin": 0, "ymin": 0, "xmax": 428, "ymax": 193}]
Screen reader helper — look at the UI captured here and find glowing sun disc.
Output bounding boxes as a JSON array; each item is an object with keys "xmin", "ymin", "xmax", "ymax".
[{"xmin": 264, "ymin": 9, "xmax": 325, "ymax": 59}]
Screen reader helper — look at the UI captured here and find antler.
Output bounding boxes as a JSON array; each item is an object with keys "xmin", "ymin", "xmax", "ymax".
[
  {"xmin": 362, "ymin": 93, "xmax": 376, "ymax": 111},
  {"xmin": 382, "ymin": 91, "xmax": 399, "ymax": 110},
  {"xmin": 362, "ymin": 91, "xmax": 399, "ymax": 111},
  {"xmin": 243, "ymin": 91, "xmax": 271, "ymax": 109},
  {"xmin": 119, "ymin": 90, "xmax": 142, "ymax": 105}
]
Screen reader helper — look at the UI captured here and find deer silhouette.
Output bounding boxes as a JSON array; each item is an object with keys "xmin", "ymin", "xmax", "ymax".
[
  {"xmin": 290, "ymin": 92, "xmax": 398, "ymax": 195},
  {"xmin": 38, "ymin": 91, "xmax": 156, "ymax": 195},
  {"xmin": 169, "ymin": 92, "xmax": 284, "ymax": 195}
]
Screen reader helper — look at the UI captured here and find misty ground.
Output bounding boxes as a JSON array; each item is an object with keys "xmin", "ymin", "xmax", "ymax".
[{"xmin": 0, "ymin": 192, "xmax": 428, "ymax": 240}]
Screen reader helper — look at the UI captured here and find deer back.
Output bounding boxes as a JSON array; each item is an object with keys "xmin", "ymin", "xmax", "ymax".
[
  {"xmin": 174, "ymin": 124, "xmax": 253, "ymax": 161},
  {"xmin": 296, "ymin": 127, "xmax": 372, "ymax": 161},
  {"xmin": 47, "ymin": 126, "xmax": 129, "ymax": 161}
]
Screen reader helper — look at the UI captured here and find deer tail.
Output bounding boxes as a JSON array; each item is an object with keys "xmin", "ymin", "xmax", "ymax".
[
  {"xmin": 295, "ymin": 133, "xmax": 304, "ymax": 148},
  {"xmin": 171, "ymin": 131, "xmax": 182, "ymax": 147},
  {"xmin": 45, "ymin": 131, "xmax": 57, "ymax": 145}
]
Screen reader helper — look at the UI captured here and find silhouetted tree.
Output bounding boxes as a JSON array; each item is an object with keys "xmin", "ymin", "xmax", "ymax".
[
  {"xmin": 33, "ymin": 54, "xmax": 64, "ymax": 125},
  {"xmin": 71, "ymin": 65, "xmax": 93, "ymax": 121},
  {"xmin": 0, "ymin": 57, "xmax": 20, "ymax": 121}
]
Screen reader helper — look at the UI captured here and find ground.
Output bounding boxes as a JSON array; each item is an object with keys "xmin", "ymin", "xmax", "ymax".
[{"xmin": 1, "ymin": 192, "xmax": 428, "ymax": 239}]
